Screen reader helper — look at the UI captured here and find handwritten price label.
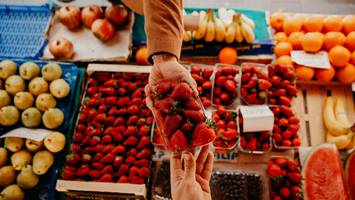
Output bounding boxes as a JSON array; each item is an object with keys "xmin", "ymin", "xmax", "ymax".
[
  {"xmin": 291, "ymin": 50, "xmax": 331, "ymax": 69},
  {"xmin": 239, "ymin": 105, "xmax": 274, "ymax": 132},
  {"xmin": 0, "ymin": 128, "xmax": 52, "ymax": 142}
]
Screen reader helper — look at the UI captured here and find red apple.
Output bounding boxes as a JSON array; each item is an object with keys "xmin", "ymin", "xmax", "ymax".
[
  {"xmin": 81, "ymin": 5, "xmax": 103, "ymax": 28},
  {"xmin": 59, "ymin": 5, "xmax": 81, "ymax": 29},
  {"xmin": 91, "ymin": 19, "xmax": 115, "ymax": 41},
  {"xmin": 105, "ymin": 4, "xmax": 128, "ymax": 26},
  {"xmin": 49, "ymin": 38, "xmax": 74, "ymax": 59}
]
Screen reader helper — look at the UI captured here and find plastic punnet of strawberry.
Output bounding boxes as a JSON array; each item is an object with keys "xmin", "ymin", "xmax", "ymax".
[
  {"xmin": 270, "ymin": 106, "xmax": 301, "ymax": 149},
  {"xmin": 212, "ymin": 105, "xmax": 239, "ymax": 151},
  {"xmin": 212, "ymin": 64, "xmax": 240, "ymax": 108},
  {"xmin": 148, "ymin": 79, "xmax": 216, "ymax": 152},
  {"xmin": 267, "ymin": 64, "xmax": 297, "ymax": 106},
  {"xmin": 189, "ymin": 64, "xmax": 215, "ymax": 108},
  {"xmin": 240, "ymin": 63, "xmax": 271, "ymax": 105},
  {"xmin": 268, "ymin": 157, "xmax": 303, "ymax": 200}
]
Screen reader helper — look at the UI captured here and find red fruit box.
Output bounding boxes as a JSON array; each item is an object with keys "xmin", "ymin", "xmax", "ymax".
[
  {"xmin": 211, "ymin": 63, "xmax": 241, "ymax": 108},
  {"xmin": 189, "ymin": 63, "xmax": 215, "ymax": 108},
  {"xmin": 211, "ymin": 106, "xmax": 239, "ymax": 152},
  {"xmin": 240, "ymin": 62, "xmax": 270, "ymax": 105},
  {"xmin": 270, "ymin": 106, "xmax": 302, "ymax": 150}
]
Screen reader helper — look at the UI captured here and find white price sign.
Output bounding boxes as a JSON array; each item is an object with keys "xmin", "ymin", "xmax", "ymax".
[
  {"xmin": 291, "ymin": 50, "xmax": 331, "ymax": 69},
  {"xmin": 239, "ymin": 105, "xmax": 274, "ymax": 132},
  {"xmin": 0, "ymin": 128, "xmax": 52, "ymax": 142}
]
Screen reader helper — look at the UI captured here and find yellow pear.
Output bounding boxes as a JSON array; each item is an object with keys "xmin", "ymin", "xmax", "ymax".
[
  {"xmin": 49, "ymin": 79, "xmax": 70, "ymax": 98},
  {"xmin": 42, "ymin": 108, "xmax": 64, "ymax": 129},
  {"xmin": 0, "ymin": 60, "xmax": 17, "ymax": 79},
  {"xmin": 0, "ymin": 184, "xmax": 24, "ymax": 200},
  {"xmin": 14, "ymin": 92, "xmax": 34, "ymax": 110},
  {"xmin": 0, "ymin": 106, "xmax": 20, "ymax": 126},
  {"xmin": 5, "ymin": 137, "xmax": 24, "ymax": 152},
  {"xmin": 35, "ymin": 93, "xmax": 56, "ymax": 112},
  {"xmin": 19, "ymin": 62, "xmax": 40, "ymax": 80},
  {"xmin": 25, "ymin": 139, "xmax": 43, "ymax": 152},
  {"xmin": 21, "ymin": 107, "xmax": 41, "ymax": 128},
  {"xmin": 42, "ymin": 63, "xmax": 62, "ymax": 81},
  {"xmin": 28, "ymin": 77, "xmax": 48, "ymax": 96},
  {"xmin": 11, "ymin": 150, "xmax": 32, "ymax": 171},
  {"xmin": 44, "ymin": 131, "xmax": 66, "ymax": 153},
  {"xmin": 17, "ymin": 165, "xmax": 39, "ymax": 189},
  {"xmin": 0, "ymin": 148, "xmax": 8, "ymax": 167},
  {"xmin": 0, "ymin": 90, "xmax": 11, "ymax": 108},
  {"xmin": 0, "ymin": 166, "xmax": 16, "ymax": 187},
  {"xmin": 33, "ymin": 150, "xmax": 54, "ymax": 175},
  {"xmin": 5, "ymin": 75, "xmax": 25, "ymax": 95}
]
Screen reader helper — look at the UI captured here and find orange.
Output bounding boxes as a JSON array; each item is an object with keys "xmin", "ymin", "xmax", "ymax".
[
  {"xmin": 345, "ymin": 32, "xmax": 355, "ymax": 51},
  {"xmin": 323, "ymin": 32, "xmax": 346, "ymax": 51},
  {"xmin": 274, "ymin": 42, "xmax": 293, "ymax": 57},
  {"xmin": 136, "ymin": 46, "xmax": 149, "ymax": 65},
  {"xmin": 328, "ymin": 45, "xmax": 351, "ymax": 67},
  {"xmin": 335, "ymin": 63, "xmax": 355, "ymax": 84},
  {"xmin": 277, "ymin": 55, "xmax": 293, "ymax": 65},
  {"xmin": 303, "ymin": 15, "xmax": 324, "ymax": 32},
  {"xmin": 270, "ymin": 11, "xmax": 286, "ymax": 32},
  {"xmin": 218, "ymin": 47, "xmax": 237, "ymax": 64},
  {"xmin": 301, "ymin": 32, "xmax": 324, "ymax": 53},
  {"xmin": 323, "ymin": 15, "xmax": 343, "ymax": 32},
  {"xmin": 295, "ymin": 65, "xmax": 315, "ymax": 81},
  {"xmin": 274, "ymin": 32, "xmax": 288, "ymax": 43},
  {"xmin": 288, "ymin": 31, "xmax": 304, "ymax": 50},
  {"xmin": 342, "ymin": 15, "xmax": 355, "ymax": 34},
  {"xmin": 351, "ymin": 51, "xmax": 355, "ymax": 65},
  {"xmin": 315, "ymin": 66, "xmax": 335, "ymax": 82},
  {"xmin": 283, "ymin": 15, "xmax": 303, "ymax": 34}
]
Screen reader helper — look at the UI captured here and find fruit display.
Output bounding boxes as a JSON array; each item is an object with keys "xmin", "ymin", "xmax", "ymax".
[
  {"xmin": 212, "ymin": 105, "xmax": 239, "ymax": 150},
  {"xmin": 270, "ymin": 12, "xmax": 355, "ymax": 84},
  {"xmin": 61, "ymin": 71, "xmax": 153, "ymax": 184},
  {"xmin": 302, "ymin": 144, "xmax": 348, "ymax": 199},
  {"xmin": 148, "ymin": 80, "xmax": 216, "ymax": 151},
  {"xmin": 0, "ymin": 132, "xmax": 65, "ymax": 199},
  {"xmin": 267, "ymin": 157, "xmax": 303, "ymax": 200},
  {"xmin": 271, "ymin": 106, "xmax": 301, "ymax": 148},
  {"xmin": 212, "ymin": 64, "xmax": 240, "ymax": 106},
  {"xmin": 240, "ymin": 63, "xmax": 270, "ymax": 105},
  {"xmin": 345, "ymin": 151, "xmax": 355, "ymax": 200},
  {"xmin": 0, "ymin": 60, "xmax": 72, "ymax": 130},
  {"xmin": 189, "ymin": 64, "xmax": 214, "ymax": 108}
]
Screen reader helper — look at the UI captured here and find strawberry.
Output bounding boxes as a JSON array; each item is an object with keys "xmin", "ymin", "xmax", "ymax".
[
  {"xmin": 99, "ymin": 174, "xmax": 113, "ymax": 182},
  {"xmin": 169, "ymin": 130, "xmax": 188, "ymax": 151},
  {"xmin": 279, "ymin": 118, "xmax": 289, "ymax": 127},
  {"xmin": 76, "ymin": 165, "xmax": 90, "ymax": 177},
  {"xmin": 267, "ymin": 162, "xmax": 282, "ymax": 178},
  {"xmin": 102, "ymin": 135, "xmax": 113, "ymax": 144},
  {"xmin": 280, "ymin": 105, "xmax": 293, "ymax": 116},
  {"xmin": 202, "ymin": 81, "xmax": 212, "ymax": 90},
  {"xmin": 91, "ymin": 162, "xmax": 104, "ymax": 170},
  {"xmin": 128, "ymin": 148, "xmax": 137, "ymax": 157},
  {"xmin": 258, "ymin": 79, "xmax": 272, "ymax": 91},
  {"xmin": 127, "ymin": 105, "xmax": 139, "ymax": 115},
  {"xmin": 274, "ymin": 158, "xmax": 288, "ymax": 167},
  {"xmin": 113, "ymin": 117, "xmax": 125, "ymax": 126},
  {"xmin": 124, "ymin": 126, "xmax": 137, "ymax": 136},
  {"xmin": 201, "ymin": 97, "xmax": 211, "ymax": 107},
  {"xmin": 181, "ymin": 122, "xmax": 192, "ymax": 133},
  {"xmin": 105, "ymin": 96, "xmax": 117, "ymax": 105},
  {"xmin": 89, "ymin": 170, "xmax": 101, "ymax": 179},
  {"xmin": 226, "ymin": 120, "xmax": 237, "ymax": 129},
  {"xmin": 221, "ymin": 66, "xmax": 235, "ymax": 75},
  {"xmin": 127, "ymin": 115, "xmax": 139, "ymax": 125},
  {"xmin": 138, "ymin": 167, "xmax": 150, "ymax": 178},
  {"xmin": 104, "ymin": 116, "xmax": 115, "ymax": 126},
  {"xmin": 282, "ymin": 130, "xmax": 292, "ymax": 139},
  {"xmin": 280, "ymin": 187, "xmax": 290, "ymax": 198},
  {"xmin": 163, "ymin": 114, "xmax": 183, "ymax": 136},
  {"xmin": 125, "ymin": 156, "xmax": 136, "ymax": 164},
  {"xmin": 138, "ymin": 126, "xmax": 150, "ymax": 136},
  {"xmin": 185, "ymin": 98, "xmax": 202, "ymax": 110},
  {"xmin": 81, "ymin": 154, "xmax": 92, "ymax": 163},
  {"xmin": 171, "ymin": 82, "xmax": 193, "ymax": 101},
  {"xmin": 224, "ymin": 80, "xmax": 236, "ymax": 91},
  {"xmin": 118, "ymin": 175, "xmax": 129, "ymax": 183},
  {"xmin": 146, "ymin": 116, "xmax": 153, "ymax": 125},
  {"xmin": 202, "ymin": 68, "xmax": 213, "ymax": 79},
  {"xmin": 61, "ymin": 166, "xmax": 76, "ymax": 180},
  {"xmin": 292, "ymin": 137, "xmax": 301, "ymax": 146},
  {"xmin": 282, "ymin": 140, "xmax": 292, "ymax": 146},
  {"xmin": 262, "ymin": 142, "xmax": 270, "ymax": 151},
  {"xmin": 112, "ymin": 145, "xmax": 126, "ymax": 154},
  {"xmin": 101, "ymin": 165, "xmax": 113, "ymax": 175},
  {"xmin": 129, "ymin": 166, "xmax": 139, "ymax": 180},
  {"xmin": 70, "ymin": 143, "xmax": 81, "ymax": 152},
  {"xmin": 118, "ymin": 164, "xmax": 129, "ymax": 176},
  {"xmin": 192, "ymin": 122, "xmax": 216, "ymax": 147},
  {"xmin": 132, "ymin": 89, "xmax": 142, "ymax": 98},
  {"xmin": 93, "ymin": 153, "xmax": 104, "ymax": 162},
  {"xmin": 118, "ymin": 87, "xmax": 126, "ymax": 95},
  {"xmin": 113, "ymin": 132, "xmax": 123, "ymax": 142},
  {"xmin": 102, "ymin": 144, "xmax": 115, "ymax": 154},
  {"xmin": 288, "ymin": 172, "xmax": 301, "ymax": 183},
  {"xmin": 131, "ymin": 97, "xmax": 142, "ymax": 106},
  {"xmin": 221, "ymin": 129, "xmax": 238, "ymax": 141},
  {"xmin": 135, "ymin": 159, "xmax": 150, "ymax": 167},
  {"xmin": 124, "ymin": 136, "xmax": 138, "ymax": 146},
  {"xmin": 155, "ymin": 81, "xmax": 172, "ymax": 96},
  {"xmin": 99, "ymin": 87, "xmax": 115, "ymax": 96},
  {"xmin": 95, "ymin": 72, "xmax": 111, "ymax": 82},
  {"xmin": 220, "ymin": 92, "xmax": 230, "ymax": 102},
  {"xmin": 137, "ymin": 148, "xmax": 153, "ymax": 159},
  {"xmin": 66, "ymin": 153, "xmax": 80, "ymax": 165},
  {"xmin": 101, "ymin": 153, "xmax": 115, "ymax": 163},
  {"xmin": 289, "ymin": 116, "xmax": 300, "ymax": 124},
  {"xmin": 93, "ymin": 113, "xmax": 106, "ymax": 123},
  {"xmin": 137, "ymin": 136, "xmax": 151, "ymax": 149},
  {"xmin": 273, "ymin": 133, "xmax": 282, "ymax": 143},
  {"xmin": 183, "ymin": 110, "xmax": 206, "ymax": 124},
  {"xmin": 280, "ymin": 96, "xmax": 291, "ymax": 106},
  {"xmin": 117, "ymin": 97, "xmax": 130, "ymax": 107},
  {"xmin": 154, "ymin": 97, "xmax": 175, "ymax": 113},
  {"xmin": 246, "ymin": 138, "xmax": 257, "ymax": 151},
  {"xmin": 270, "ymin": 76, "xmax": 281, "ymax": 85},
  {"xmin": 113, "ymin": 156, "xmax": 124, "ymax": 167},
  {"xmin": 87, "ymin": 86, "xmax": 98, "ymax": 95},
  {"xmin": 288, "ymin": 124, "xmax": 300, "ymax": 133},
  {"xmin": 132, "ymin": 176, "xmax": 145, "ymax": 184},
  {"xmin": 191, "ymin": 66, "xmax": 202, "ymax": 74},
  {"xmin": 88, "ymin": 77, "xmax": 98, "ymax": 86}
]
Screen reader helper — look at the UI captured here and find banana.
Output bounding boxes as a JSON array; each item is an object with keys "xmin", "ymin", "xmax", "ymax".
[
  {"xmin": 240, "ymin": 19, "xmax": 255, "ymax": 43},
  {"xmin": 215, "ymin": 17, "xmax": 225, "ymax": 42},
  {"xmin": 326, "ymin": 131, "xmax": 354, "ymax": 150},
  {"xmin": 241, "ymin": 14, "xmax": 255, "ymax": 29},
  {"xmin": 204, "ymin": 9, "xmax": 216, "ymax": 42},
  {"xmin": 234, "ymin": 14, "xmax": 244, "ymax": 43},
  {"xmin": 183, "ymin": 30, "xmax": 192, "ymax": 42},
  {"xmin": 334, "ymin": 98, "xmax": 352, "ymax": 127},
  {"xmin": 194, "ymin": 10, "xmax": 208, "ymax": 40},
  {"xmin": 323, "ymin": 96, "xmax": 350, "ymax": 136},
  {"xmin": 218, "ymin": 8, "xmax": 232, "ymax": 28},
  {"xmin": 224, "ymin": 23, "xmax": 235, "ymax": 44}
]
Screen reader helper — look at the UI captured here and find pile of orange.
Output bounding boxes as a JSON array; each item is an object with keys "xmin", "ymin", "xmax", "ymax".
[{"xmin": 270, "ymin": 12, "xmax": 355, "ymax": 84}]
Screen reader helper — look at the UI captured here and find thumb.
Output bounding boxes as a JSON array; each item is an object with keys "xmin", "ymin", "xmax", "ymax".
[{"xmin": 182, "ymin": 152, "xmax": 196, "ymax": 180}]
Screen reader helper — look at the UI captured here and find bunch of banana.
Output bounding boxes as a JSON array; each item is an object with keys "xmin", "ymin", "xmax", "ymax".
[
  {"xmin": 182, "ymin": 9, "xmax": 192, "ymax": 42},
  {"xmin": 193, "ymin": 10, "xmax": 207, "ymax": 40},
  {"xmin": 323, "ymin": 97, "xmax": 354, "ymax": 149}
]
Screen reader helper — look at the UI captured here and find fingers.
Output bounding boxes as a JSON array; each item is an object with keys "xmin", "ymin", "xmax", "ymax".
[
  {"xmin": 182, "ymin": 152, "xmax": 196, "ymax": 181},
  {"xmin": 196, "ymin": 145, "xmax": 210, "ymax": 175},
  {"xmin": 170, "ymin": 153, "xmax": 182, "ymax": 180},
  {"xmin": 196, "ymin": 175, "xmax": 211, "ymax": 193},
  {"xmin": 201, "ymin": 150, "xmax": 214, "ymax": 181}
]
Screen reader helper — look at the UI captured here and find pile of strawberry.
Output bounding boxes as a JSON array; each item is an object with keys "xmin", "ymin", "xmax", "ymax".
[
  {"xmin": 271, "ymin": 106, "xmax": 301, "ymax": 148},
  {"xmin": 241, "ymin": 64, "xmax": 272, "ymax": 105},
  {"xmin": 150, "ymin": 80, "xmax": 216, "ymax": 151},
  {"xmin": 212, "ymin": 65, "xmax": 239, "ymax": 106},
  {"xmin": 268, "ymin": 157, "xmax": 303, "ymax": 200},
  {"xmin": 268, "ymin": 64, "xmax": 297, "ymax": 106},
  {"xmin": 190, "ymin": 65, "xmax": 214, "ymax": 108},
  {"xmin": 212, "ymin": 105, "xmax": 238, "ymax": 149},
  {"xmin": 61, "ymin": 72, "xmax": 153, "ymax": 184}
]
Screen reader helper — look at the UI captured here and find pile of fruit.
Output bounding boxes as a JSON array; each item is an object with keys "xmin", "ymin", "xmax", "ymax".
[
  {"xmin": 0, "ymin": 132, "xmax": 66, "ymax": 199},
  {"xmin": 271, "ymin": 12, "xmax": 355, "ymax": 84},
  {"xmin": 271, "ymin": 106, "xmax": 301, "ymax": 148},
  {"xmin": 213, "ymin": 65, "xmax": 239, "ymax": 106},
  {"xmin": 50, "ymin": 4, "xmax": 129, "ymax": 59},
  {"xmin": 0, "ymin": 60, "xmax": 70, "ymax": 129},
  {"xmin": 190, "ymin": 65, "xmax": 214, "ymax": 108},
  {"xmin": 183, "ymin": 8, "xmax": 255, "ymax": 44},
  {"xmin": 61, "ymin": 72, "xmax": 153, "ymax": 184},
  {"xmin": 212, "ymin": 105, "xmax": 238, "ymax": 150},
  {"xmin": 149, "ymin": 80, "xmax": 216, "ymax": 151},
  {"xmin": 240, "ymin": 63, "xmax": 271, "ymax": 105},
  {"xmin": 267, "ymin": 157, "xmax": 303, "ymax": 200}
]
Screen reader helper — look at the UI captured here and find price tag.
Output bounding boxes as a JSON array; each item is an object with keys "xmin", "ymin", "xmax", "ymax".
[
  {"xmin": 239, "ymin": 105, "xmax": 274, "ymax": 132},
  {"xmin": 0, "ymin": 128, "xmax": 52, "ymax": 142},
  {"xmin": 291, "ymin": 50, "xmax": 331, "ymax": 69}
]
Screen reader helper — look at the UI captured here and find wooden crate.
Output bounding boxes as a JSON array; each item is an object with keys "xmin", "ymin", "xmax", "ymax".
[{"xmin": 294, "ymin": 82, "xmax": 355, "ymax": 147}]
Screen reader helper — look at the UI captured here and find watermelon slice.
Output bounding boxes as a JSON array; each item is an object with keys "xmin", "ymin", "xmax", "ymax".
[
  {"xmin": 345, "ymin": 151, "xmax": 355, "ymax": 200},
  {"xmin": 302, "ymin": 143, "xmax": 348, "ymax": 200}
]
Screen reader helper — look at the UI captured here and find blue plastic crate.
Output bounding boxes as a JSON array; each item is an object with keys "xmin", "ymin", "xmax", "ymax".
[{"xmin": 0, "ymin": 4, "xmax": 51, "ymax": 59}]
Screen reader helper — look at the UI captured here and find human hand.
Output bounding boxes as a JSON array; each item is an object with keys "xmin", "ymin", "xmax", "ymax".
[{"xmin": 170, "ymin": 146, "xmax": 213, "ymax": 200}]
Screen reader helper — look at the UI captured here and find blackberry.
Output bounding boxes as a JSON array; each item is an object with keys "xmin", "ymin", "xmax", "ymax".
[
  {"xmin": 210, "ymin": 171, "xmax": 248, "ymax": 200},
  {"xmin": 245, "ymin": 173, "xmax": 262, "ymax": 200}
]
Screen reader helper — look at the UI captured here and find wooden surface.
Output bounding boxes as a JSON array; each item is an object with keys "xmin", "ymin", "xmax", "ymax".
[{"xmin": 294, "ymin": 83, "xmax": 355, "ymax": 147}]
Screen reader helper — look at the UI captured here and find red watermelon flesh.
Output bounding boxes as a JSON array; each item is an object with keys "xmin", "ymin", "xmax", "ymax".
[
  {"xmin": 345, "ymin": 151, "xmax": 355, "ymax": 200},
  {"xmin": 303, "ymin": 144, "xmax": 348, "ymax": 200}
]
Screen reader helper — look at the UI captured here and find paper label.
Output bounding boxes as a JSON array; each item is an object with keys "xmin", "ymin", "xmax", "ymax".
[
  {"xmin": 291, "ymin": 50, "xmax": 331, "ymax": 69},
  {"xmin": 0, "ymin": 128, "xmax": 52, "ymax": 142},
  {"xmin": 239, "ymin": 105, "xmax": 274, "ymax": 132}
]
